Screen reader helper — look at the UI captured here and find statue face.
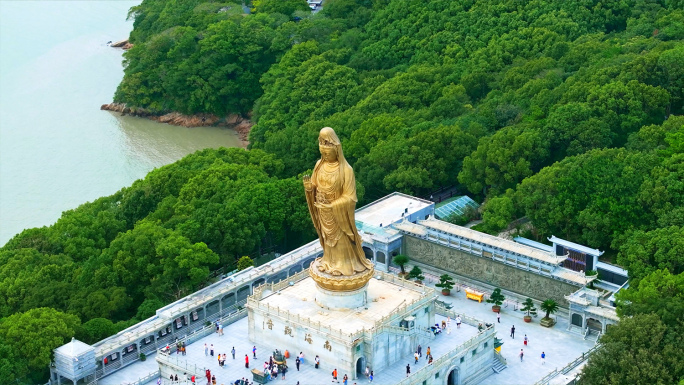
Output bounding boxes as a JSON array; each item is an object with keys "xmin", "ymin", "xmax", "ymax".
[{"xmin": 319, "ymin": 138, "xmax": 338, "ymax": 162}]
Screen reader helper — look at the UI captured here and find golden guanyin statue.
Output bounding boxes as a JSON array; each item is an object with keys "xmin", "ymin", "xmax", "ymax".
[{"xmin": 304, "ymin": 127, "xmax": 374, "ymax": 291}]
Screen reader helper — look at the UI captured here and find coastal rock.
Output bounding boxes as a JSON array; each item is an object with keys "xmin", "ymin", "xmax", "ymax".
[
  {"xmin": 110, "ymin": 39, "xmax": 134, "ymax": 50},
  {"xmin": 100, "ymin": 102, "xmax": 251, "ymax": 146},
  {"xmin": 110, "ymin": 39, "xmax": 128, "ymax": 48},
  {"xmin": 234, "ymin": 120, "xmax": 253, "ymax": 144},
  {"xmin": 100, "ymin": 103, "xmax": 151, "ymax": 116},
  {"xmin": 152, "ymin": 112, "xmax": 220, "ymax": 127}
]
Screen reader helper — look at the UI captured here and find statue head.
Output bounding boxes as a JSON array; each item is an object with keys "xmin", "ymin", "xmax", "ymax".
[{"xmin": 318, "ymin": 127, "xmax": 343, "ymax": 163}]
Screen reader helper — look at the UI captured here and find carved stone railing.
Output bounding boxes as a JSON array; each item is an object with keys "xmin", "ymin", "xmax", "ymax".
[
  {"xmin": 248, "ymin": 270, "xmax": 438, "ymax": 346},
  {"xmin": 533, "ymin": 345, "xmax": 600, "ymax": 385},
  {"xmin": 394, "ymin": 325, "xmax": 496, "ymax": 385}
]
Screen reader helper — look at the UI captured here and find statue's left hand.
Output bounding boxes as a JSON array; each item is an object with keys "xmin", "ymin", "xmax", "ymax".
[{"xmin": 314, "ymin": 201, "xmax": 332, "ymax": 210}]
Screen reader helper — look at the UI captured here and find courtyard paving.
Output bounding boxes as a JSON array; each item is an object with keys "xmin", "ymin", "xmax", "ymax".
[{"xmin": 98, "ymin": 273, "xmax": 595, "ymax": 385}]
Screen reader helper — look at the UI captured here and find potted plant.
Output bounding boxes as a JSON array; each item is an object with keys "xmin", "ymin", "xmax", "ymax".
[
  {"xmin": 139, "ymin": 353, "xmax": 146, "ymax": 361},
  {"xmin": 540, "ymin": 299, "xmax": 559, "ymax": 327},
  {"xmin": 435, "ymin": 274, "xmax": 455, "ymax": 296},
  {"xmin": 521, "ymin": 298, "xmax": 537, "ymax": 323},
  {"xmin": 393, "ymin": 254, "xmax": 410, "ymax": 277},
  {"xmin": 407, "ymin": 265, "xmax": 425, "ymax": 284},
  {"xmin": 486, "ymin": 288, "xmax": 505, "ymax": 313}
]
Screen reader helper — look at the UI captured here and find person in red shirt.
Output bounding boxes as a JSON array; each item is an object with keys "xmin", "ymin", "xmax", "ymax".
[{"xmin": 245, "ymin": 354, "xmax": 249, "ymax": 368}]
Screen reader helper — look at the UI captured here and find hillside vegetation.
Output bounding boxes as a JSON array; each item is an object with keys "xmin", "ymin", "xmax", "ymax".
[{"xmin": 1, "ymin": 0, "xmax": 683, "ymax": 383}]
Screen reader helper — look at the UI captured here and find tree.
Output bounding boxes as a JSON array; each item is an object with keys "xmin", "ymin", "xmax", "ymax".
[
  {"xmin": 540, "ymin": 299, "xmax": 559, "ymax": 320},
  {"xmin": 521, "ymin": 298, "xmax": 537, "ymax": 320},
  {"xmin": 578, "ymin": 314, "xmax": 684, "ymax": 385},
  {"xmin": 0, "ymin": 308, "xmax": 80, "ymax": 382},
  {"xmin": 435, "ymin": 274, "xmax": 455, "ymax": 294},
  {"xmin": 616, "ymin": 269, "xmax": 684, "ymax": 328},
  {"xmin": 407, "ymin": 266, "xmax": 425, "ymax": 282},
  {"xmin": 486, "ymin": 288, "xmax": 505, "ymax": 310},
  {"xmin": 253, "ymin": 0, "xmax": 310, "ymax": 17},
  {"xmin": 459, "ymin": 125, "xmax": 550, "ymax": 196},
  {"xmin": 515, "ymin": 149, "xmax": 659, "ymax": 250},
  {"xmin": 392, "ymin": 254, "xmax": 409, "ymax": 274},
  {"xmin": 75, "ymin": 318, "xmax": 118, "ymax": 345},
  {"xmin": 237, "ymin": 256, "xmax": 255, "ymax": 271},
  {"xmin": 481, "ymin": 195, "xmax": 515, "ymax": 234},
  {"xmin": 616, "ymin": 226, "xmax": 684, "ymax": 286}
]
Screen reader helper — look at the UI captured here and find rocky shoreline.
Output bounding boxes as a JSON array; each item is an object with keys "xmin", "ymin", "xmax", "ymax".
[
  {"xmin": 110, "ymin": 39, "xmax": 133, "ymax": 50},
  {"xmin": 101, "ymin": 103, "xmax": 252, "ymax": 147}
]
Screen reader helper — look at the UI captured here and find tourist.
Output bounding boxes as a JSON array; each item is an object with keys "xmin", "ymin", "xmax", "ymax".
[
  {"xmin": 519, "ymin": 349, "xmax": 524, "ymax": 362},
  {"xmin": 478, "ymin": 323, "xmax": 484, "ymax": 332},
  {"xmin": 218, "ymin": 354, "xmax": 222, "ymax": 367},
  {"xmin": 510, "ymin": 325, "xmax": 515, "ymax": 339},
  {"xmin": 219, "ymin": 323, "xmax": 224, "ymax": 336},
  {"xmin": 245, "ymin": 354, "xmax": 249, "ymax": 368},
  {"xmin": 441, "ymin": 320, "xmax": 446, "ymax": 329},
  {"xmin": 369, "ymin": 371, "xmax": 374, "ymax": 383},
  {"xmin": 205, "ymin": 343, "xmax": 209, "ymax": 356},
  {"xmin": 446, "ymin": 317, "xmax": 451, "ymax": 334},
  {"xmin": 191, "ymin": 374, "xmax": 195, "ymax": 384},
  {"xmin": 343, "ymin": 374, "xmax": 348, "ymax": 385},
  {"xmin": 182, "ymin": 342, "xmax": 186, "ymax": 356},
  {"xmin": 299, "ymin": 351, "xmax": 304, "ymax": 364},
  {"xmin": 332, "ymin": 368, "xmax": 339, "ymax": 382},
  {"xmin": 170, "ymin": 374, "xmax": 173, "ymax": 381},
  {"xmin": 253, "ymin": 346, "xmax": 257, "ymax": 359},
  {"xmin": 414, "ymin": 351, "xmax": 419, "ymax": 363},
  {"xmin": 281, "ymin": 365, "xmax": 287, "ymax": 380},
  {"xmin": 541, "ymin": 351, "xmax": 546, "ymax": 365},
  {"xmin": 174, "ymin": 374, "xmax": 178, "ymax": 381},
  {"xmin": 365, "ymin": 366, "xmax": 370, "ymax": 378},
  {"xmin": 406, "ymin": 363, "xmax": 411, "ymax": 377},
  {"xmin": 426, "ymin": 347, "xmax": 431, "ymax": 361},
  {"xmin": 315, "ymin": 355, "xmax": 320, "ymax": 369},
  {"xmin": 428, "ymin": 355, "xmax": 433, "ymax": 365},
  {"xmin": 417, "ymin": 344, "xmax": 422, "ymax": 357},
  {"xmin": 456, "ymin": 316, "xmax": 462, "ymax": 329},
  {"xmin": 524, "ymin": 334, "xmax": 528, "ymax": 346},
  {"xmin": 231, "ymin": 346, "xmax": 236, "ymax": 359},
  {"xmin": 205, "ymin": 369, "xmax": 211, "ymax": 384},
  {"xmin": 497, "ymin": 312, "xmax": 500, "ymax": 323},
  {"xmin": 212, "ymin": 374, "xmax": 216, "ymax": 385},
  {"xmin": 216, "ymin": 321, "xmax": 220, "ymax": 333},
  {"xmin": 296, "ymin": 356, "xmax": 300, "ymax": 371},
  {"xmin": 211, "ymin": 344, "xmax": 215, "ymax": 357}
]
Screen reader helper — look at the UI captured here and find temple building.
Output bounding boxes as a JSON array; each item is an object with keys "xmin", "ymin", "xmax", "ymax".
[{"xmin": 48, "ymin": 192, "xmax": 623, "ymax": 385}]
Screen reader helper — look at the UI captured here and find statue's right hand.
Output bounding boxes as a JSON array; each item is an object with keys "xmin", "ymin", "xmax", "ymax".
[{"xmin": 303, "ymin": 175, "xmax": 312, "ymax": 190}]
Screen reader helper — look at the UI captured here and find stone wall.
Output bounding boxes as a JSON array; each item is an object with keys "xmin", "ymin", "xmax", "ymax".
[{"xmin": 404, "ymin": 236, "xmax": 578, "ymax": 306}]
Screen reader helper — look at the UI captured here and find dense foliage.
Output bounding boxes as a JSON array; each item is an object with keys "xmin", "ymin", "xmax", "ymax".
[
  {"xmin": 3, "ymin": 0, "xmax": 684, "ymax": 382},
  {"xmin": 0, "ymin": 148, "xmax": 315, "ymax": 383}
]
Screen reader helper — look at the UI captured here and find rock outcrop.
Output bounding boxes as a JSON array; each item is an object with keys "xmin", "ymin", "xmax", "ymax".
[
  {"xmin": 100, "ymin": 103, "xmax": 253, "ymax": 147},
  {"xmin": 110, "ymin": 39, "xmax": 134, "ymax": 50}
]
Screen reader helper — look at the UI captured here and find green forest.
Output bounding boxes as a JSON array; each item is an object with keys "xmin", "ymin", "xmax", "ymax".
[{"xmin": 2, "ymin": 0, "xmax": 683, "ymax": 383}]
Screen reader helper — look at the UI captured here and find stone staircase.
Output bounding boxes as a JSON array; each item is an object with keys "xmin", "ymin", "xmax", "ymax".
[
  {"xmin": 492, "ymin": 359, "xmax": 507, "ymax": 373},
  {"xmin": 492, "ymin": 351, "xmax": 508, "ymax": 373}
]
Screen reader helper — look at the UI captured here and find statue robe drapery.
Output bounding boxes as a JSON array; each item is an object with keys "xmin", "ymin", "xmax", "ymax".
[{"xmin": 305, "ymin": 153, "xmax": 373, "ymax": 276}]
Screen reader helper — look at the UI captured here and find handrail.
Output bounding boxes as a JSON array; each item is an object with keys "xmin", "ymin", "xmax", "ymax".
[
  {"xmin": 494, "ymin": 350, "xmax": 507, "ymax": 366},
  {"xmin": 534, "ymin": 345, "xmax": 600, "ymax": 385},
  {"xmin": 248, "ymin": 270, "xmax": 439, "ymax": 346},
  {"xmin": 394, "ymin": 325, "xmax": 496, "ymax": 385},
  {"xmin": 156, "ymin": 351, "xmax": 203, "ymax": 379}
]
